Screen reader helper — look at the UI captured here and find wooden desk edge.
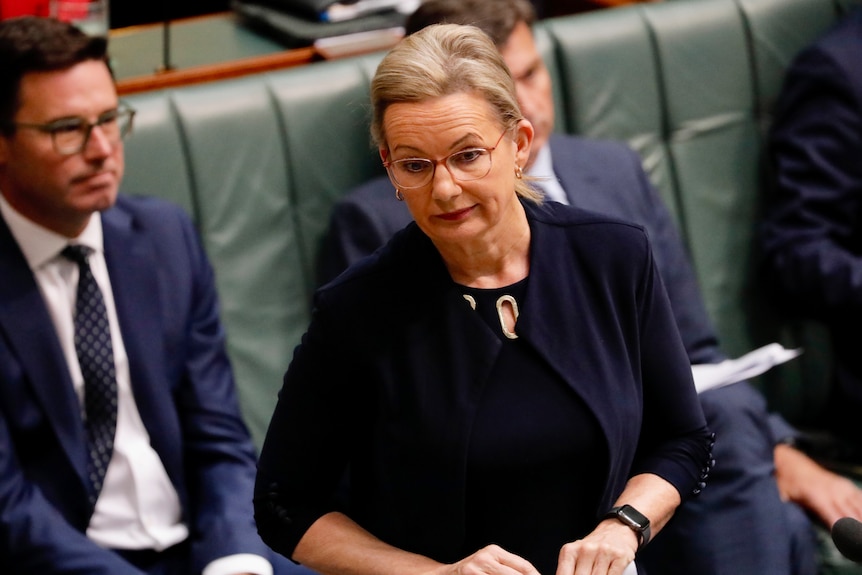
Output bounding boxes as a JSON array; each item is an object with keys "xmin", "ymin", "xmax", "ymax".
[{"xmin": 116, "ymin": 46, "xmax": 318, "ymax": 95}]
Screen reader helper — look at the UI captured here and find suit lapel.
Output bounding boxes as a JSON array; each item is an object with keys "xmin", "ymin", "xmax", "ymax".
[
  {"xmin": 0, "ymin": 216, "xmax": 89, "ymax": 480},
  {"xmin": 516, "ymin": 204, "xmax": 619, "ymax": 465},
  {"xmin": 548, "ymin": 135, "xmax": 599, "ymax": 206},
  {"xmin": 517, "ymin": 206, "xmax": 590, "ymax": 387},
  {"xmin": 101, "ymin": 206, "xmax": 183, "ymax": 484}
]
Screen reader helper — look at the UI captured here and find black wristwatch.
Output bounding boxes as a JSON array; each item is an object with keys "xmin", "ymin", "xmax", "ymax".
[{"xmin": 604, "ymin": 504, "xmax": 651, "ymax": 550}]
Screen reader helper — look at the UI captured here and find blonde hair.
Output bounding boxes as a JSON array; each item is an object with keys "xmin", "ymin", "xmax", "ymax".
[{"xmin": 370, "ymin": 23, "xmax": 541, "ymax": 201}]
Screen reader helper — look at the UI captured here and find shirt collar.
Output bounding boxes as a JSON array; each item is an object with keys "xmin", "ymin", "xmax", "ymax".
[
  {"xmin": 0, "ymin": 192, "xmax": 104, "ymax": 271},
  {"xmin": 525, "ymin": 143, "xmax": 569, "ymax": 205},
  {"xmin": 526, "ymin": 143, "xmax": 555, "ymax": 181}
]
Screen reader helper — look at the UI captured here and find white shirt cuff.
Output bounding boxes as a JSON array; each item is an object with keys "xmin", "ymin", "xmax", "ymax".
[{"xmin": 202, "ymin": 553, "xmax": 273, "ymax": 575}]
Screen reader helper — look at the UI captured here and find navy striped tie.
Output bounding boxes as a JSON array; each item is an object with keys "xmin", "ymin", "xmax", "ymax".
[{"xmin": 62, "ymin": 245, "xmax": 118, "ymax": 507}]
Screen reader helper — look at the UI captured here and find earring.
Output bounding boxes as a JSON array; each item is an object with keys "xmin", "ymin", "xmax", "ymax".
[
  {"xmin": 395, "ymin": 189, "xmax": 405, "ymax": 201},
  {"xmin": 515, "ymin": 165, "xmax": 523, "ymax": 179}
]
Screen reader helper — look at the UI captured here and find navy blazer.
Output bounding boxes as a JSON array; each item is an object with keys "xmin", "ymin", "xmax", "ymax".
[
  {"xmin": 761, "ymin": 8, "xmax": 862, "ymax": 437},
  {"xmin": 257, "ymin": 200, "xmax": 713, "ymax": 566},
  {"xmin": 0, "ymin": 195, "xmax": 267, "ymax": 573}
]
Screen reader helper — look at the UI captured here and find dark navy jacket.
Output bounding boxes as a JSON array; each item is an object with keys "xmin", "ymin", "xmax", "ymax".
[{"xmin": 257, "ymin": 200, "xmax": 712, "ymax": 567}]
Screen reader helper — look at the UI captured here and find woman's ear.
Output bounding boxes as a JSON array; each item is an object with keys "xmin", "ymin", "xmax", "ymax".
[
  {"xmin": 514, "ymin": 119, "xmax": 534, "ymax": 168},
  {"xmin": 379, "ymin": 148, "xmax": 389, "ymax": 163}
]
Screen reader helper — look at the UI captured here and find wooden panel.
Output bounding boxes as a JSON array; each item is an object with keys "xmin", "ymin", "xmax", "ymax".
[{"xmin": 116, "ymin": 47, "xmax": 317, "ymax": 95}]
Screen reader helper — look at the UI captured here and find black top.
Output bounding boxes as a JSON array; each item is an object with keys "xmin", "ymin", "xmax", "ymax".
[{"xmin": 461, "ymin": 279, "xmax": 606, "ymax": 574}]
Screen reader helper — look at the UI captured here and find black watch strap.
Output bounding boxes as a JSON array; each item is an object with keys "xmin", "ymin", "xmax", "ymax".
[{"xmin": 604, "ymin": 504, "xmax": 651, "ymax": 550}]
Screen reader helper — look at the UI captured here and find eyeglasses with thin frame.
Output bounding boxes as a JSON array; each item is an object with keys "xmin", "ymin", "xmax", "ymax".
[
  {"xmin": 383, "ymin": 129, "xmax": 508, "ymax": 190},
  {"xmin": 5, "ymin": 105, "xmax": 136, "ymax": 156}
]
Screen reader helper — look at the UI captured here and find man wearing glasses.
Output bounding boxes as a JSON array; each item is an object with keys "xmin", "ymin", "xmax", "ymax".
[{"xmin": 0, "ymin": 16, "xmax": 303, "ymax": 575}]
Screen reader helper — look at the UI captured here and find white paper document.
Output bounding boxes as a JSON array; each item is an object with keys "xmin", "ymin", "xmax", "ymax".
[
  {"xmin": 322, "ymin": 0, "xmax": 419, "ymax": 21},
  {"xmin": 691, "ymin": 343, "xmax": 803, "ymax": 394}
]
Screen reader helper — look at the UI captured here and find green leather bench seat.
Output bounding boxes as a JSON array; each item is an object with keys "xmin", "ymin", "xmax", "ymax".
[
  {"xmin": 122, "ymin": 0, "xmax": 859, "ymax": 460},
  {"xmin": 123, "ymin": 56, "xmax": 385, "ymax": 447}
]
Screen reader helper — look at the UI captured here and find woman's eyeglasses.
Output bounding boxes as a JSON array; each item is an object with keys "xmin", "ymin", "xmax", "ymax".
[{"xmin": 384, "ymin": 130, "xmax": 507, "ymax": 190}]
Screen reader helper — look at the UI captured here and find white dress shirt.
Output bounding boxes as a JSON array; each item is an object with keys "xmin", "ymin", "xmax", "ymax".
[{"xmin": 0, "ymin": 195, "xmax": 271, "ymax": 575}]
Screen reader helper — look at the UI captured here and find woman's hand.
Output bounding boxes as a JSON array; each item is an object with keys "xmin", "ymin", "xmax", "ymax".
[
  {"xmin": 432, "ymin": 544, "xmax": 541, "ymax": 575},
  {"xmin": 552, "ymin": 472, "xmax": 681, "ymax": 574},
  {"xmin": 554, "ymin": 520, "xmax": 637, "ymax": 575}
]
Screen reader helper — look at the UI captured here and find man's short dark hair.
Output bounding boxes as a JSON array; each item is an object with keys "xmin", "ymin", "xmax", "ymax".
[
  {"xmin": 0, "ymin": 17, "xmax": 109, "ymax": 132},
  {"xmin": 405, "ymin": 0, "xmax": 537, "ymax": 47}
]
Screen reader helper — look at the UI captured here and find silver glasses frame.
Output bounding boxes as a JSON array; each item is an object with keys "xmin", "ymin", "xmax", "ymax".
[{"xmin": 383, "ymin": 130, "xmax": 508, "ymax": 190}]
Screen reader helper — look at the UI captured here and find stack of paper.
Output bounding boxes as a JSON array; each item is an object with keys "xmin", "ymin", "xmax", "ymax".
[{"xmin": 691, "ymin": 343, "xmax": 803, "ymax": 394}]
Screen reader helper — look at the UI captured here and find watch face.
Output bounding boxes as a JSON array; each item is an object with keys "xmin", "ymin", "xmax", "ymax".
[{"xmin": 619, "ymin": 505, "xmax": 649, "ymax": 529}]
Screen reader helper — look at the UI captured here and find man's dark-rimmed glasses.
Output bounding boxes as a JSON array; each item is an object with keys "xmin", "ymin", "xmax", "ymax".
[{"xmin": 5, "ymin": 105, "xmax": 135, "ymax": 156}]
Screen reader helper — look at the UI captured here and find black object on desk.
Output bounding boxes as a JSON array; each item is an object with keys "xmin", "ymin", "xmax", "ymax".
[
  {"xmin": 231, "ymin": 0, "xmax": 407, "ymax": 47},
  {"xmin": 159, "ymin": 0, "xmax": 174, "ymax": 72},
  {"xmin": 110, "ymin": 0, "xmax": 230, "ymax": 28}
]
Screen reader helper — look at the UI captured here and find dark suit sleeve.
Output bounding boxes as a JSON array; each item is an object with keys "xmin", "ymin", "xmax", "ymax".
[
  {"xmin": 316, "ymin": 176, "xmax": 412, "ymax": 288},
  {"xmin": 254, "ymin": 289, "xmax": 364, "ymax": 560},
  {"xmin": 161, "ymin": 206, "xmax": 272, "ymax": 572},
  {"xmin": 0, "ymin": 409, "xmax": 144, "ymax": 574},
  {"xmin": 552, "ymin": 136, "xmax": 723, "ymax": 365},
  {"xmin": 623, "ymin": 147, "xmax": 724, "ymax": 366},
  {"xmin": 761, "ymin": 32, "xmax": 862, "ymax": 321},
  {"xmin": 628, "ymin": 232, "xmax": 714, "ymax": 498}
]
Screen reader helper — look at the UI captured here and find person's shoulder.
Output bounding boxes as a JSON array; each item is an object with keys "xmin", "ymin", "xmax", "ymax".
[
  {"xmin": 549, "ymin": 133, "xmax": 641, "ymax": 164},
  {"xmin": 820, "ymin": 7, "xmax": 862, "ymax": 51},
  {"xmin": 528, "ymin": 199, "xmax": 646, "ymax": 234},
  {"xmin": 792, "ymin": 8, "xmax": 862, "ymax": 80},
  {"xmin": 547, "ymin": 134, "xmax": 647, "ymax": 191},
  {"xmin": 821, "ymin": 9, "xmax": 862, "ymax": 77},
  {"xmin": 107, "ymin": 194, "xmax": 196, "ymax": 239},
  {"xmin": 343, "ymin": 175, "xmax": 393, "ymax": 201},
  {"xmin": 328, "ymin": 174, "xmax": 411, "ymax": 234},
  {"xmin": 527, "ymin": 200, "xmax": 651, "ymax": 264},
  {"xmin": 316, "ymin": 223, "xmax": 435, "ymax": 302},
  {"xmin": 551, "ymin": 132, "xmax": 633, "ymax": 153},
  {"xmin": 335, "ymin": 174, "xmax": 396, "ymax": 215},
  {"xmin": 113, "ymin": 193, "xmax": 189, "ymax": 219}
]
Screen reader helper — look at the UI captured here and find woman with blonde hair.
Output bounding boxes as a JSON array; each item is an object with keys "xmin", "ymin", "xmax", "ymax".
[{"xmin": 255, "ymin": 24, "xmax": 713, "ymax": 575}]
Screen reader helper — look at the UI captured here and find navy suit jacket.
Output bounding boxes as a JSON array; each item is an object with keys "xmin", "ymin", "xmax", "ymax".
[
  {"xmin": 0, "ymin": 195, "xmax": 267, "ymax": 574},
  {"xmin": 761, "ymin": 8, "xmax": 862, "ymax": 439}
]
